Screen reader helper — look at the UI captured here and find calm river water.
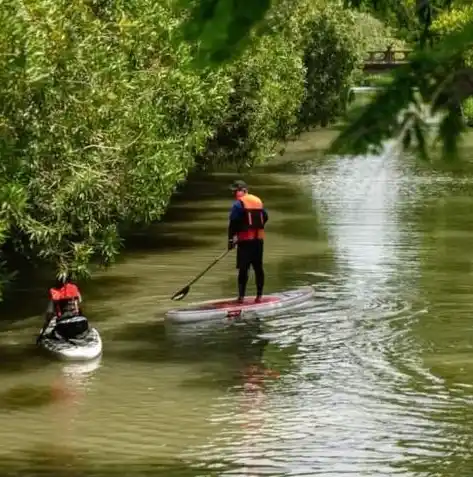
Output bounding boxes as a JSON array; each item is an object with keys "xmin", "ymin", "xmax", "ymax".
[{"xmin": 1, "ymin": 130, "xmax": 473, "ymax": 476}]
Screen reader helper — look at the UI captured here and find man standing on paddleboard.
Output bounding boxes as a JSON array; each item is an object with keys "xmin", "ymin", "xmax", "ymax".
[{"xmin": 228, "ymin": 180, "xmax": 268, "ymax": 303}]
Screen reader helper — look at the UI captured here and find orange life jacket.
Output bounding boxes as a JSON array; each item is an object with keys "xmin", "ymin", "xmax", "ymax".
[
  {"xmin": 49, "ymin": 283, "xmax": 81, "ymax": 319},
  {"xmin": 236, "ymin": 193, "xmax": 265, "ymax": 242}
]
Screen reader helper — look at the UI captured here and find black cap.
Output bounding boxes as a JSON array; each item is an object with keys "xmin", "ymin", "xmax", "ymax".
[{"xmin": 230, "ymin": 180, "xmax": 248, "ymax": 191}]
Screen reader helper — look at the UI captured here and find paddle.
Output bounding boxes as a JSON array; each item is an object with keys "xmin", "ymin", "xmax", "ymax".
[
  {"xmin": 36, "ymin": 314, "xmax": 54, "ymax": 345},
  {"xmin": 171, "ymin": 249, "xmax": 231, "ymax": 301}
]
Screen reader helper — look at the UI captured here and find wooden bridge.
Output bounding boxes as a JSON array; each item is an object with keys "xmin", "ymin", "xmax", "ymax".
[{"xmin": 363, "ymin": 48, "xmax": 411, "ymax": 72}]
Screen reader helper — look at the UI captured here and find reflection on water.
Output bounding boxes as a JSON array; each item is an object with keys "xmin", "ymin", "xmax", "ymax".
[
  {"xmin": 3, "ymin": 132, "xmax": 473, "ymax": 475},
  {"xmin": 185, "ymin": 141, "xmax": 473, "ymax": 476}
]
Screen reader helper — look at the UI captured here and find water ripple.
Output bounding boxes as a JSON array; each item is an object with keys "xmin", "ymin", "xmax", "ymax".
[{"xmin": 183, "ymin": 149, "xmax": 473, "ymax": 477}]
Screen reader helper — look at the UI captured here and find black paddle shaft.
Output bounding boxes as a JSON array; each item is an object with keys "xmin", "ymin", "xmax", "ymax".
[
  {"xmin": 171, "ymin": 249, "xmax": 231, "ymax": 300},
  {"xmin": 36, "ymin": 314, "xmax": 54, "ymax": 345}
]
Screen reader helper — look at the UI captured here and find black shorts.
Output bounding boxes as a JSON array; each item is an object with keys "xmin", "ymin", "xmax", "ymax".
[{"xmin": 236, "ymin": 239, "xmax": 264, "ymax": 270}]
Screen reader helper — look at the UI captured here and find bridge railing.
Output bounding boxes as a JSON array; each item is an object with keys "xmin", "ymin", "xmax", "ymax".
[{"xmin": 364, "ymin": 49, "xmax": 412, "ymax": 64}]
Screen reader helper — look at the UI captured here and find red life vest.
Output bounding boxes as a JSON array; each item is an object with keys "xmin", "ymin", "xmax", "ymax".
[
  {"xmin": 236, "ymin": 193, "xmax": 265, "ymax": 242},
  {"xmin": 49, "ymin": 283, "xmax": 81, "ymax": 319}
]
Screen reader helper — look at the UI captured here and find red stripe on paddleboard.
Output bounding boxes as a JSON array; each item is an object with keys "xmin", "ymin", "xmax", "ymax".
[{"xmin": 194, "ymin": 296, "xmax": 280, "ymax": 311}]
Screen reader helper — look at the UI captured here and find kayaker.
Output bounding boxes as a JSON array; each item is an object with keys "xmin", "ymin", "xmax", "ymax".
[
  {"xmin": 45, "ymin": 275, "xmax": 89, "ymax": 340},
  {"xmin": 228, "ymin": 180, "xmax": 268, "ymax": 303}
]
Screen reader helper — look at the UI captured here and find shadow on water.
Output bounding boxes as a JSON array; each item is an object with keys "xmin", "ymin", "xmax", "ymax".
[
  {"xmin": 0, "ymin": 342, "xmax": 51, "ymax": 375},
  {"xmin": 0, "ymin": 260, "xmax": 54, "ymax": 327},
  {"xmin": 177, "ymin": 332, "xmax": 276, "ymax": 391},
  {"xmin": 109, "ymin": 173, "xmax": 234, "ymax": 264},
  {"xmin": 155, "ymin": 173, "xmax": 325, "ymax": 240},
  {"xmin": 270, "ymin": 255, "xmax": 334, "ymax": 295},
  {"xmin": 123, "ymin": 232, "xmax": 213, "ymax": 254},
  {"xmin": 259, "ymin": 150, "xmax": 321, "ymax": 176},
  {"xmin": 0, "ymin": 383, "xmax": 56, "ymax": 410},
  {"xmin": 271, "ymin": 215, "xmax": 325, "ymax": 240},
  {"xmin": 79, "ymin": 275, "xmax": 144, "ymax": 310},
  {"xmin": 110, "ymin": 318, "xmax": 265, "ymax": 362},
  {"xmin": 109, "ymin": 317, "xmax": 294, "ymax": 391},
  {"xmin": 0, "ymin": 291, "xmax": 46, "ymax": 329},
  {"xmin": 164, "ymin": 167, "xmax": 320, "ymax": 223},
  {"xmin": 2, "ymin": 446, "xmax": 235, "ymax": 477},
  {"xmin": 0, "ymin": 274, "xmax": 139, "ymax": 329}
]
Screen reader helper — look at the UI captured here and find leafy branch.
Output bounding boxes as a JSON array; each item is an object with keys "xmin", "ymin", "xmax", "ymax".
[{"xmin": 328, "ymin": 17, "xmax": 473, "ymax": 160}]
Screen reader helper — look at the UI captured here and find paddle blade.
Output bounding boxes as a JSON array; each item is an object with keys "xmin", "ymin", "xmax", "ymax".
[{"xmin": 171, "ymin": 286, "xmax": 190, "ymax": 301}]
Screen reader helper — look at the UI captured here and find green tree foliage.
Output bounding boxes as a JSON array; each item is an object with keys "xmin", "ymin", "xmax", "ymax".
[
  {"xmin": 177, "ymin": 0, "xmax": 473, "ymax": 161},
  {"xmin": 430, "ymin": 4, "xmax": 473, "ymax": 124},
  {"xmin": 326, "ymin": 0, "xmax": 473, "ymax": 161},
  {"xmin": 328, "ymin": 20, "xmax": 473, "ymax": 160},
  {"xmin": 299, "ymin": 2, "xmax": 407, "ymax": 128},
  {"xmin": 344, "ymin": 0, "xmax": 417, "ymax": 36},
  {"xmin": 343, "ymin": 0, "xmax": 460, "ymax": 46},
  {"xmin": 431, "ymin": 4, "xmax": 473, "ymax": 54},
  {"xmin": 0, "ymin": 0, "xmax": 378, "ymax": 299},
  {"xmin": 198, "ymin": 8, "xmax": 306, "ymax": 169},
  {"xmin": 0, "ymin": 0, "xmax": 401, "ymax": 300},
  {"xmin": 353, "ymin": 11, "xmax": 407, "ymax": 50},
  {"xmin": 0, "ymin": 0, "xmax": 292, "ymax": 294},
  {"xmin": 202, "ymin": 0, "xmax": 380, "ymax": 166},
  {"xmin": 0, "ymin": 0, "xmax": 234, "ymax": 288},
  {"xmin": 299, "ymin": 4, "xmax": 369, "ymax": 128},
  {"xmin": 179, "ymin": 0, "xmax": 272, "ymax": 68}
]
